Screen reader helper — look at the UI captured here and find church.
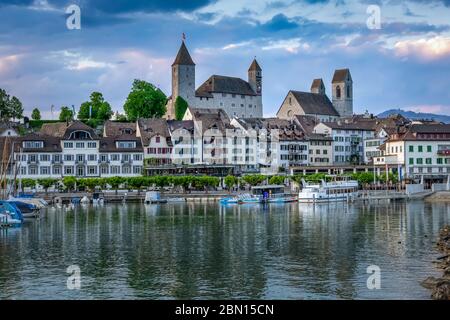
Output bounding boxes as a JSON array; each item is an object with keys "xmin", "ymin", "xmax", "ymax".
[
  {"xmin": 276, "ymin": 69, "xmax": 353, "ymax": 121},
  {"xmin": 165, "ymin": 41, "xmax": 263, "ymax": 120}
]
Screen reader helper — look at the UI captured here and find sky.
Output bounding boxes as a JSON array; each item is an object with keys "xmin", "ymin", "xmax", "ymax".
[{"xmin": 0, "ymin": 0, "xmax": 449, "ymax": 118}]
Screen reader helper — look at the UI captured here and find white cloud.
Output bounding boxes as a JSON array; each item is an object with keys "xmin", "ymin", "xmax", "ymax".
[
  {"xmin": 394, "ymin": 36, "xmax": 450, "ymax": 60},
  {"xmin": 261, "ymin": 38, "xmax": 309, "ymax": 54},
  {"xmin": 406, "ymin": 104, "xmax": 450, "ymax": 115}
]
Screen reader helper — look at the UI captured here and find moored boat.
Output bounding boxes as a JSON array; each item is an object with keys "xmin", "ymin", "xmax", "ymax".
[{"xmin": 298, "ymin": 177, "xmax": 358, "ymax": 203}]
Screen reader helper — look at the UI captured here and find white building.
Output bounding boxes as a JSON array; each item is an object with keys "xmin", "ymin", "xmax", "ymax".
[{"xmin": 165, "ymin": 41, "xmax": 263, "ymax": 120}]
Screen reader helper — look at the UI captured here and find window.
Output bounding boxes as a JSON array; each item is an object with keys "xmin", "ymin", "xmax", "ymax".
[
  {"xmin": 347, "ymin": 86, "xmax": 350, "ymax": 98},
  {"xmin": 40, "ymin": 166, "xmax": 50, "ymax": 175},
  {"xmin": 409, "ymin": 145, "xmax": 414, "ymax": 152},
  {"xmin": 336, "ymin": 86, "xmax": 341, "ymax": 98},
  {"xmin": 64, "ymin": 154, "xmax": 74, "ymax": 162},
  {"xmin": 117, "ymin": 141, "xmax": 136, "ymax": 149},
  {"xmin": 88, "ymin": 154, "xmax": 97, "ymax": 162},
  {"xmin": 111, "ymin": 166, "xmax": 120, "ymax": 174},
  {"xmin": 232, "ymin": 94, "xmax": 236, "ymax": 98},
  {"xmin": 63, "ymin": 142, "xmax": 73, "ymax": 149},
  {"xmin": 222, "ymin": 93, "xmax": 227, "ymax": 97},
  {"xmin": 409, "ymin": 158, "xmax": 414, "ymax": 165},
  {"xmin": 437, "ymin": 158, "xmax": 443, "ymax": 164},
  {"xmin": 64, "ymin": 166, "xmax": 74, "ymax": 175},
  {"xmin": 418, "ymin": 146, "xmax": 423, "ymax": 152},
  {"xmin": 40, "ymin": 154, "xmax": 50, "ymax": 162},
  {"xmin": 87, "ymin": 166, "xmax": 97, "ymax": 175},
  {"xmin": 122, "ymin": 166, "xmax": 131, "ymax": 174},
  {"xmin": 20, "ymin": 167, "xmax": 26, "ymax": 175},
  {"xmin": 133, "ymin": 154, "xmax": 143, "ymax": 161},
  {"xmin": 24, "ymin": 141, "xmax": 43, "ymax": 149},
  {"xmin": 87, "ymin": 142, "xmax": 97, "ymax": 148},
  {"xmin": 426, "ymin": 158, "xmax": 432, "ymax": 165},
  {"xmin": 75, "ymin": 142, "xmax": 85, "ymax": 148},
  {"xmin": 155, "ymin": 136, "xmax": 160, "ymax": 143},
  {"xmin": 29, "ymin": 167, "xmax": 37, "ymax": 175},
  {"xmin": 52, "ymin": 166, "xmax": 61, "ymax": 175},
  {"xmin": 427, "ymin": 146, "xmax": 432, "ymax": 152},
  {"xmin": 111, "ymin": 154, "xmax": 120, "ymax": 161},
  {"xmin": 133, "ymin": 166, "xmax": 142, "ymax": 174},
  {"xmin": 100, "ymin": 166, "xmax": 109, "ymax": 175},
  {"xmin": 416, "ymin": 158, "xmax": 423, "ymax": 165},
  {"xmin": 100, "ymin": 154, "xmax": 108, "ymax": 162}
]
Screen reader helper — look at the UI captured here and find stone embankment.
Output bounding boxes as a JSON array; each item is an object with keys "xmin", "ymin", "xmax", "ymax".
[
  {"xmin": 421, "ymin": 225, "xmax": 450, "ymax": 300},
  {"xmin": 425, "ymin": 191, "xmax": 450, "ymax": 202}
]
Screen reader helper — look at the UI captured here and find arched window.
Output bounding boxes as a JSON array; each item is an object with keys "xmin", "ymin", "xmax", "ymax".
[
  {"xmin": 347, "ymin": 85, "xmax": 350, "ymax": 98},
  {"xmin": 336, "ymin": 86, "xmax": 341, "ymax": 99}
]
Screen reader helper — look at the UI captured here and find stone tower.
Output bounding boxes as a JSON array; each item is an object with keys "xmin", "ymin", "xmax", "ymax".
[
  {"xmin": 169, "ymin": 41, "xmax": 196, "ymax": 119},
  {"xmin": 310, "ymin": 78, "xmax": 326, "ymax": 95},
  {"xmin": 248, "ymin": 59, "xmax": 262, "ymax": 96},
  {"xmin": 332, "ymin": 69, "xmax": 353, "ymax": 117}
]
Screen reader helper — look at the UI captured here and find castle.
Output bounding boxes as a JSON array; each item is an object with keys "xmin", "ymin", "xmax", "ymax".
[{"xmin": 165, "ymin": 41, "xmax": 263, "ymax": 119}]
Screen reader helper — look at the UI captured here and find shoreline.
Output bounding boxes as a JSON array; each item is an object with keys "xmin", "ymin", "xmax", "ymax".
[{"xmin": 421, "ymin": 225, "xmax": 450, "ymax": 300}]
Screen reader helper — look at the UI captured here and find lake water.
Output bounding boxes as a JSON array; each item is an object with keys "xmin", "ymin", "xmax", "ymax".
[{"xmin": 0, "ymin": 201, "xmax": 449, "ymax": 300}]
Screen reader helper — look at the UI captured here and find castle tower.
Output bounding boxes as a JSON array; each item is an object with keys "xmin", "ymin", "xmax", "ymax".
[
  {"xmin": 332, "ymin": 68, "xmax": 353, "ymax": 117},
  {"xmin": 248, "ymin": 59, "xmax": 262, "ymax": 96},
  {"xmin": 169, "ymin": 41, "xmax": 196, "ymax": 119},
  {"xmin": 310, "ymin": 78, "xmax": 325, "ymax": 95}
]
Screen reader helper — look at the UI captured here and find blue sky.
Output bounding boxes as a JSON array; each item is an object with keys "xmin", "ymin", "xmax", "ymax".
[{"xmin": 0, "ymin": 0, "xmax": 449, "ymax": 118}]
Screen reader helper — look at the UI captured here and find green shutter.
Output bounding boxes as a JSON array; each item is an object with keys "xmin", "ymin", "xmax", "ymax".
[
  {"xmin": 427, "ymin": 146, "xmax": 432, "ymax": 152},
  {"xmin": 418, "ymin": 146, "xmax": 423, "ymax": 152},
  {"xmin": 409, "ymin": 145, "xmax": 414, "ymax": 152}
]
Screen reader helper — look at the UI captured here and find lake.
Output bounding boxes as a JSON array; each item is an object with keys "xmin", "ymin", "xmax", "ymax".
[{"xmin": 0, "ymin": 200, "xmax": 449, "ymax": 299}]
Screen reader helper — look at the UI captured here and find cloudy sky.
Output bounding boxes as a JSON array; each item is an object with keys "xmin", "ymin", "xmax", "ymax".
[{"xmin": 0, "ymin": 0, "xmax": 449, "ymax": 118}]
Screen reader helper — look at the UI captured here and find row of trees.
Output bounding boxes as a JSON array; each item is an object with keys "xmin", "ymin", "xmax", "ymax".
[{"xmin": 4, "ymin": 78, "xmax": 191, "ymax": 125}]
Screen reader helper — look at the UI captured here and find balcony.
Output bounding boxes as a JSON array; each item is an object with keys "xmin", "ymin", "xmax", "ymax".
[
  {"xmin": 98, "ymin": 159, "xmax": 110, "ymax": 164},
  {"xmin": 51, "ymin": 159, "xmax": 63, "ymax": 165},
  {"xmin": 27, "ymin": 159, "xmax": 39, "ymax": 165},
  {"xmin": 75, "ymin": 159, "xmax": 86, "ymax": 165}
]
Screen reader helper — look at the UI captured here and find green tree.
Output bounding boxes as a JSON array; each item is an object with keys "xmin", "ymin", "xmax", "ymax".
[
  {"xmin": 175, "ymin": 96, "xmax": 189, "ymax": 120},
  {"xmin": 108, "ymin": 176, "xmax": 125, "ymax": 194},
  {"xmin": 224, "ymin": 175, "xmax": 238, "ymax": 192},
  {"xmin": 123, "ymin": 80, "xmax": 167, "ymax": 121},
  {"xmin": 63, "ymin": 176, "xmax": 77, "ymax": 192},
  {"xmin": 241, "ymin": 174, "xmax": 266, "ymax": 186},
  {"xmin": 59, "ymin": 106, "xmax": 74, "ymax": 121},
  {"xmin": 37, "ymin": 178, "xmax": 57, "ymax": 193},
  {"xmin": 31, "ymin": 108, "xmax": 41, "ymax": 120},
  {"xmin": 9, "ymin": 96, "xmax": 23, "ymax": 120},
  {"xmin": 0, "ymin": 88, "xmax": 10, "ymax": 120},
  {"xmin": 78, "ymin": 92, "xmax": 112, "ymax": 121},
  {"xmin": 21, "ymin": 178, "xmax": 36, "ymax": 189},
  {"xmin": 269, "ymin": 175, "xmax": 285, "ymax": 185}
]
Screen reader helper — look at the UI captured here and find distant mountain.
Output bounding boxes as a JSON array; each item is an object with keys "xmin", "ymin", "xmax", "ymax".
[{"xmin": 377, "ymin": 109, "xmax": 450, "ymax": 124}]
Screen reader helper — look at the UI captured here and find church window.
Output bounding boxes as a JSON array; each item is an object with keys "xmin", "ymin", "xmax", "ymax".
[
  {"xmin": 232, "ymin": 103, "xmax": 236, "ymax": 107},
  {"xmin": 347, "ymin": 86, "xmax": 350, "ymax": 98},
  {"xmin": 249, "ymin": 104, "xmax": 252, "ymax": 108},
  {"xmin": 336, "ymin": 86, "xmax": 341, "ymax": 98},
  {"xmin": 289, "ymin": 97, "xmax": 292, "ymax": 105}
]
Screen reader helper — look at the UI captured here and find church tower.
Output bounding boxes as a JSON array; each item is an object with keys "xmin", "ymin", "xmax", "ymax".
[
  {"xmin": 332, "ymin": 68, "xmax": 353, "ymax": 117},
  {"xmin": 310, "ymin": 78, "xmax": 325, "ymax": 95},
  {"xmin": 248, "ymin": 59, "xmax": 262, "ymax": 96},
  {"xmin": 169, "ymin": 41, "xmax": 196, "ymax": 119}
]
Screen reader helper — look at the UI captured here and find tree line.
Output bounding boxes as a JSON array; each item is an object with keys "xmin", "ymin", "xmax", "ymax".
[{"xmin": 3, "ymin": 78, "xmax": 191, "ymax": 124}]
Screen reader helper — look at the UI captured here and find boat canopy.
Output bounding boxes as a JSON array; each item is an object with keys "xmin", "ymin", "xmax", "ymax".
[{"xmin": 251, "ymin": 185, "xmax": 285, "ymax": 195}]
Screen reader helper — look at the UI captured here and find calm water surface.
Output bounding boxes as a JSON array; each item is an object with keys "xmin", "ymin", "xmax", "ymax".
[{"xmin": 0, "ymin": 201, "xmax": 449, "ymax": 299}]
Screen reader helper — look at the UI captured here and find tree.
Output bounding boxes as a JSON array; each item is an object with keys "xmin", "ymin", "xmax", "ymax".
[
  {"xmin": 63, "ymin": 176, "xmax": 77, "ymax": 192},
  {"xmin": 9, "ymin": 96, "xmax": 23, "ymax": 120},
  {"xmin": 0, "ymin": 88, "xmax": 23, "ymax": 121},
  {"xmin": 31, "ymin": 108, "xmax": 41, "ymax": 120},
  {"xmin": 59, "ymin": 106, "xmax": 74, "ymax": 121},
  {"xmin": 108, "ymin": 176, "xmax": 125, "ymax": 194},
  {"xmin": 37, "ymin": 178, "xmax": 57, "ymax": 194},
  {"xmin": 78, "ymin": 92, "xmax": 112, "ymax": 121},
  {"xmin": 224, "ymin": 175, "xmax": 238, "ymax": 192},
  {"xmin": 175, "ymin": 96, "xmax": 188, "ymax": 120},
  {"xmin": 241, "ymin": 174, "xmax": 266, "ymax": 186},
  {"xmin": 123, "ymin": 79, "xmax": 167, "ymax": 121},
  {"xmin": 269, "ymin": 176, "xmax": 285, "ymax": 185}
]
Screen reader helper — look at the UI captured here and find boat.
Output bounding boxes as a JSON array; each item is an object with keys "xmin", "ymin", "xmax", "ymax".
[
  {"xmin": 166, "ymin": 197, "xmax": 187, "ymax": 203},
  {"xmin": 298, "ymin": 177, "xmax": 359, "ymax": 203},
  {"xmin": 7, "ymin": 200, "xmax": 40, "ymax": 218},
  {"xmin": 8, "ymin": 195, "xmax": 48, "ymax": 209},
  {"xmin": 220, "ymin": 185, "xmax": 296, "ymax": 204},
  {"xmin": 0, "ymin": 201, "xmax": 23, "ymax": 227}
]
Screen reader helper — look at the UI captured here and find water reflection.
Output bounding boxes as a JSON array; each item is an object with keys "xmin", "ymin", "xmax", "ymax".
[{"xmin": 0, "ymin": 201, "xmax": 449, "ymax": 299}]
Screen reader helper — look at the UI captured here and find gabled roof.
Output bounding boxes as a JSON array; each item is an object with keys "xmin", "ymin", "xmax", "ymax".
[
  {"xmin": 137, "ymin": 119, "xmax": 171, "ymax": 146},
  {"xmin": 104, "ymin": 121, "xmax": 136, "ymax": 137},
  {"xmin": 290, "ymin": 91, "xmax": 340, "ymax": 117},
  {"xmin": 388, "ymin": 124, "xmax": 450, "ymax": 141},
  {"xmin": 196, "ymin": 75, "xmax": 256, "ymax": 97},
  {"xmin": 189, "ymin": 107, "xmax": 233, "ymax": 134},
  {"xmin": 332, "ymin": 68, "xmax": 351, "ymax": 83},
  {"xmin": 320, "ymin": 119, "xmax": 377, "ymax": 131},
  {"xmin": 172, "ymin": 41, "xmax": 195, "ymax": 66},
  {"xmin": 248, "ymin": 59, "xmax": 261, "ymax": 72},
  {"xmin": 19, "ymin": 133, "xmax": 62, "ymax": 152},
  {"xmin": 40, "ymin": 121, "xmax": 99, "ymax": 140}
]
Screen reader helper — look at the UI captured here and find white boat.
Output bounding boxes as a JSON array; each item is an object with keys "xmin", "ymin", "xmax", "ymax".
[{"xmin": 298, "ymin": 178, "xmax": 359, "ymax": 203}]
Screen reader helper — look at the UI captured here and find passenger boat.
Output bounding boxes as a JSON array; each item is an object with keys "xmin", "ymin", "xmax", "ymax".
[
  {"xmin": 298, "ymin": 177, "xmax": 359, "ymax": 203},
  {"xmin": 220, "ymin": 185, "xmax": 297, "ymax": 204}
]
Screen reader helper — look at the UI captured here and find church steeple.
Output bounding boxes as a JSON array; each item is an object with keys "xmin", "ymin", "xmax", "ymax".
[
  {"xmin": 248, "ymin": 58, "xmax": 262, "ymax": 95},
  {"xmin": 172, "ymin": 41, "xmax": 195, "ymax": 66}
]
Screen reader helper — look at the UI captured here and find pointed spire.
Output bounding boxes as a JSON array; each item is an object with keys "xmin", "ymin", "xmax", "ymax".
[
  {"xmin": 172, "ymin": 41, "xmax": 195, "ymax": 66},
  {"xmin": 248, "ymin": 58, "xmax": 261, "ymax": 72}
]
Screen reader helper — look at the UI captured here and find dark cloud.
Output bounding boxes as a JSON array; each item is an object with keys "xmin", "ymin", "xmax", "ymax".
[{"xmin": 263, "ymin": 14, "xmax": 299, "ymax": 31}]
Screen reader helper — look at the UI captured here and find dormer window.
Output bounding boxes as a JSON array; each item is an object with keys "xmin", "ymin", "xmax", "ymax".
[
  {"xmin": 117, "ymin": 141, "xmax": 136, "ymax": 149},
  {"xmin": 122, "ymin": 129, "xmax": 133, "ymax": 135},
  {"xmin": 156, "ymin": 136, "xmax": 160, "ymax": 143},
  {"xmin": 23, "ymin": 141, "xmax": 43, "ymax": 149}
]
